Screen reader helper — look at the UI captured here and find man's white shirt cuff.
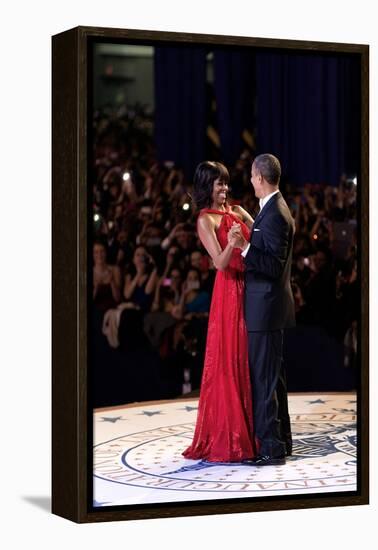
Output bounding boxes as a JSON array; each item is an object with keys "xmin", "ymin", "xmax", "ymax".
[{"xmin": 241, "ymin": 243, "xmax": 251, "ymax": 257}]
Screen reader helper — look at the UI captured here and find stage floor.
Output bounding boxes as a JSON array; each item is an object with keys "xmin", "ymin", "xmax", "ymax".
[{"xmin": 93, "ymin": 392, "xmax": 357, "ymax": 507}]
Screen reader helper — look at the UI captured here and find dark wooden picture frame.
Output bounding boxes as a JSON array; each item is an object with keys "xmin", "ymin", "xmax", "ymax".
[{"xmin": 52, "ymin": 25, "xmax": 369, "ymax": 523}]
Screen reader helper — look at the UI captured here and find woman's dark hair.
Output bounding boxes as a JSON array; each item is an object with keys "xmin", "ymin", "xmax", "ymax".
[
  {"xmin": 192, "ymin": 161, "xmax": 230, "ymax": 209},
  {"xmin": 125, "ymin": 245, "xmax": 151, "ymax": 277}
]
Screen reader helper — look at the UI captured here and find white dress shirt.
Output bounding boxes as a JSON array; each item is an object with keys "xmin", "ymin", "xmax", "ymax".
[{"xmin": 241, "ymin": 189, "xmax": 280, "ymax": 257}]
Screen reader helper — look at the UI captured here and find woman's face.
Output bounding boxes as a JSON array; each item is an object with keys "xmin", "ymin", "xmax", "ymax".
[
  {"xmin": 187, "ymin": 270, "xmax": 200, "ymax": 284},
  {"xmin": 176, "ymin": 229, "xmax": 191, "ymax": 249},
  {"xmin": 109, "ymin": 184, "xmax": 119, "ymax": 198},
  {"xmin": 211, "ymin": 177, "xmax": 229, "ymax": 207},
  {"xmin": 118, "ymin": 230, "xmax": 128, "ymax": 245},
  {"xmin": 133, "ymin": 247, "xmax": 147, "ymax": 267},
  {"xmin": 190, "ymin": 251, "xmax": 202, "ymax": 269},
  {"xmin": 93, "ymin": 244, "xmax": 106, "ymax": 265}
]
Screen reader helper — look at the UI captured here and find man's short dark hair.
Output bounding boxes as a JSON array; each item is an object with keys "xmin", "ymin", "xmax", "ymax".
[{"xmin": 253, "ymin": 154, "xmax": 281, "ymax": 185}]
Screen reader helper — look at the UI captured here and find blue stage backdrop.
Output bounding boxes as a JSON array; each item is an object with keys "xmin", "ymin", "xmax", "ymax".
[
  {"xmin": 154, "ymin": 45, "xmax": 207, "ymax": 180},
  {"xmin": 255, "ymin": 51, "xmax": 361, "ymax": 186},
  {"xmin": 154, "ymin": 47, "xmax": 360, "ymax": 185},
  {"xmin": 213, "ymin": 49, "xmax": 255, "ymax": 166}
]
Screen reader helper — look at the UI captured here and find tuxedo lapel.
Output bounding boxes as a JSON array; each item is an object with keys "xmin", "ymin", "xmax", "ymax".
[{"xmin": 254, "ymin": 191, "xmax": 281, "ymax": 226}]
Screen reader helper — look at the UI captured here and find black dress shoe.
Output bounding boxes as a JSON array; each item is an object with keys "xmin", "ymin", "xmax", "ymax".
[
  {"xmin": 243, "ymin": 454, "xmax": 286, "ymax": 466},
  {"xmin": 285, "ymin": 444, "xmax": 292, "ymax": 456}
]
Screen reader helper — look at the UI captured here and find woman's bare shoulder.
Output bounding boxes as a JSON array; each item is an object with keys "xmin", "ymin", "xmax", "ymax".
[{"xmin": 197, "ymin": 212, "xmax": 217, "ymax": 228}]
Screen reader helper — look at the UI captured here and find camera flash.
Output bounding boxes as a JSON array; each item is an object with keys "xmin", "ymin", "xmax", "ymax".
[
  {"xmin": 353, "ymin": 177, "xmax": 357, "ymax": 186},
  {"xmin": 182, "ymin": 203, "xmax": 190, "ymax": 211},
  {"xmin": 94, "ymin": 214, "xmax": 100, "ymax": 222},
  {"xmin": 123, "ymin": 172, "xmax": 130, "ymax": 181}
]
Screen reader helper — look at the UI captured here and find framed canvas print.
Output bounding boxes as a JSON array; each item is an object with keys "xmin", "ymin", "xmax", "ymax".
[{"xmin": 52, "ymin": 25, "xmax": 369, "ymax": 523}]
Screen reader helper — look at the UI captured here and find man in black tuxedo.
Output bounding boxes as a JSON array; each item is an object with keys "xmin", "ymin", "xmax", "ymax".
[{"xmin": 231, "ymin": 154, "xmax": 296, "ymax": 466}]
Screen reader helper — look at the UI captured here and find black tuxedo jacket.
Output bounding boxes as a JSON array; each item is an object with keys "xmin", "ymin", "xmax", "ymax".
[{"xmin": 243, "ymin": 191, "xmax": 296, "ymax": 331}]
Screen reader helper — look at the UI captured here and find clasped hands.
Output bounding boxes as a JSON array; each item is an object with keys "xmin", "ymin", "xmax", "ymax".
[{"xmin": 227, "ymin": 222, "xmax": 247, "ymax": 249}]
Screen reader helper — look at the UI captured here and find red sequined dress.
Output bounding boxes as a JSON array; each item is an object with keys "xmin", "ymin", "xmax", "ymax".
[{"xmin": 182, "ymin": 206, "xmax": 257, "ymax": 462}]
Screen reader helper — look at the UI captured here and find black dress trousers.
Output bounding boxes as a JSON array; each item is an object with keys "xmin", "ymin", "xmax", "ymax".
[{"xmin": 248, "ymin": 329, "xmax": 291, "ymax": 457}]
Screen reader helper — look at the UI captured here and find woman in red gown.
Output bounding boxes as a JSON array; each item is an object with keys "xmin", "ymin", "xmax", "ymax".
[{"xmin": 182, "ymin": 161, "xmax": 257, "ymax": 462}]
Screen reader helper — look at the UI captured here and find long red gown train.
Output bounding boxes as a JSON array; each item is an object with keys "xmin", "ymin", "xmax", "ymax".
[{"xmin": 182, "ymin": 206, "xmax": 257, "ymax": 462}]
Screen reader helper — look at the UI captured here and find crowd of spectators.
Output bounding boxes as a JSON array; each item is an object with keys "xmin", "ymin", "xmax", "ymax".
[{"xmin": 92, "ymin": 106, "xmax": 358, "ymax": 405}]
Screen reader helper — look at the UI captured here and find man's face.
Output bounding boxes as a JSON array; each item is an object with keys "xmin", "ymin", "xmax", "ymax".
[{"xmin": 251, "ymin": 163, "xmax": 263, "ymax": 199}]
